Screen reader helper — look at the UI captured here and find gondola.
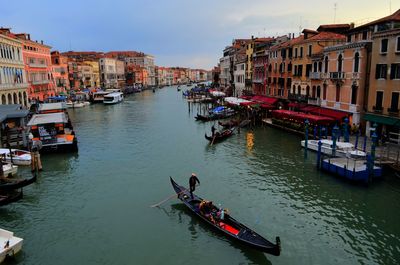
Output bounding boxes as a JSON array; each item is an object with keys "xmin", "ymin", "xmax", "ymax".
[
  {"xmin": 195, "ymin": 112, "xmax": 236, "ymax": 122},
  {"xmin": 0, "ymin": 190, "xmax": 23, "ymax": 207},
  {"xmin": 0, "ymin": 174, "xmax": 37, "ymax": 192},
  {"xmin": 205, "ymin": 129, "xmax": 234, "ymax": 144},
  {"xmin": 170, "ymin": 177, "xmax": 281, "ymax": 256}
]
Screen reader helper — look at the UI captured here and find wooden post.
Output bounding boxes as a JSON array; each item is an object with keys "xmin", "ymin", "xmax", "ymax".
[{"xmin": 0, "ymin": 155, "xmax": 4, "ymax": 178}]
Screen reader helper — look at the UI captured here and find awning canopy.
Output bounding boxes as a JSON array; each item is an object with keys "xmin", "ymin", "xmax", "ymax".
[
  {"xmin": 300, "ymin": 106, "xmax": 348, "ymax": 120},
  {"xmin": 28, "ymin": 112, "xmax": 68, "ymax": 126},
  {"xmin": 363, "ymin": 113, "xmax": 400, "ymax": 127},
  {"xmin": 224, "ymin": 97, "xmax": 252, "ymax": 106},
  {"xmin": 251, "ymin": 95, "xmax": 278, "ymax": 105},
  {"xmin": 0, "ymin": 104, "xmax": 29, "ymax": 123},
  {"xmin": 38, "ymin": 103, "xmax": 67, "ymax": 112},
  {"xmin": 272, "ymin": 109, "xmax": 334, "ymax": 124}
]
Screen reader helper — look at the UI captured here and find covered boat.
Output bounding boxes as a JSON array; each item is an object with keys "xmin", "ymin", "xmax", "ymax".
[
  {"xmin": 218, "ymin": 120, "xmax": 240, "ymax": 128},
  {"xmin": 0, "ymin": 228, "xmax": 23, "ymax": 263},
  {"xmin": 170, "ymin": 177, "xmax": 281, "ymax": 255},
  {"xmin": 301, "ymin": 139, "xmax": 366, "ymax": 158},
  {"xmin": 0, "ymin": 148, "xmax": 31, "ymax": 166},
  {"xmin": 103, "ymin": 92, "xmax": 124, "ymax": 104},
  {"xmin": 1, "ymin": 161, "xmax": 18, "ymax": 177}
]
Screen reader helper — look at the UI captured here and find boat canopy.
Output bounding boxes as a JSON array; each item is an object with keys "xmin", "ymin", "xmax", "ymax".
[
  {"xmin": 211, "ymin": 106, "xmax": 228, "ymax": 113},
  {"xmin": 272, "ymin": 109, "xmax": 334, "ymax": 124},
  {"xmin": 224, "ymin": 97, "xmax": 251, "ymax": 106},
  {"xmin": 38, "ymin": 102, "xmax": 67, "ymax": 112},
  {"xmin": 28, "ymin": 112, "xmax": 68, "ymax": 126},
  {"xmin": 47, "ymin": 96, "xmax": 67, "ymax": 101}
]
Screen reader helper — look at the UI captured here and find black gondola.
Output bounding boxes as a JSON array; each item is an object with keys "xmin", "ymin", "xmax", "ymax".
[
  {"xmin": 195, "ymin": 112, "xmax": 236, "ymax": 122},
  {"xmin": 205, "ymin": 129, "xmax": 234, "ymax": 144},
  {"xmin": 170, "ymin": 177, "xmax": 281, "ymax": 256},
  {"xmin": 218, "ymin": 119, "xmax": 240, "ymax": 128},
  {"xmin": 0, "ymin": 174, "xmax": 37, "ymax": 192},
  {"xmin": 0, "ymin": 190, "xmax": 23, "ymax": 206}
]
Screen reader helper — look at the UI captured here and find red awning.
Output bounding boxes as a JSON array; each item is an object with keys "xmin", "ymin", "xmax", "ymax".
[
  {"xmin": 272, "ymin": 109, "xmax": 334, "ymax": 124},
  {"xmin": 251, "ymin": 95, "xmax": 278, "ymax": 105},
  {"xmin": 308, "ymin": 107, "xmax": 348, "ymax": 120}
]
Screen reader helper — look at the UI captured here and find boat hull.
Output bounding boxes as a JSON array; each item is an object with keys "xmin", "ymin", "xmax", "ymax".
[
  {"xmin": 301, "ymin": 140, "xmax": 366, "ymax": 158},
  {"xmin": 170, "ymin": 177, "xmax": 281, "ymax": 256}
]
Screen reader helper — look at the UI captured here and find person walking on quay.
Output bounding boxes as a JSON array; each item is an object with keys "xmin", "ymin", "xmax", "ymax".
[{"xmin": 189, "ymin": 173, "xmax": 200, "ymax": 199}]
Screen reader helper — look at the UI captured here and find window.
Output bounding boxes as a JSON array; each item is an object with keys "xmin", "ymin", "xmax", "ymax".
[
  {"xmin": 324, "ymin": 56, "xmax": 329, "ymax": 73},
  {"xmin": 381, "ymin": 39, "xmax": 388, "ymax": 53},
  {"xmin": 362, "ymin": 31, "xmax": 368, "ymax": 40},
  {"xmin": 323, "ymin": 84, "xmax": 327, "ymax": 100},
  {"xmin": 347, "ymin": 35, "xmax": 352, "ymax": 43},
  {"xmin": 354, "ymin": 52, "xmax": 360, "ymax": 73},
  {"xmin": 306, "ymin": 64, "xmax": 312, "ymax": 77},
  {"xmin": 338, "ymin": 54, "xmax": 343, "ymax": 72},
  {"xmin": 288, "ymin": 62, "xmax": 292, "ymax": 72},
  {"xmin": 298, "ymin": 65, "xmax": 303, "ymax": 77},
  {"xmin": 308, "ymin": 45, "xmax": 312, "ymax": 56},
  {"xmin": 376, "ymin": 91, "xmax": 383, "ymax": 109},
  {"xmin": 351, "ymin": 85, "xmax": 358, "ymax": 105},
  {"xmin": 317, "ymin": 86, "xmax": 321, "ymax": 98},
  {"xmin": 336, "ymin": 84, "xmax": 341, "ymax": 102},
  {"xmin": 300, "ymin": 47, "xmax": 303, "ymax": 58},
  {"xmin": 397, "ymin": 36, "xmax": 400, "ymax": 52},
  {"xmin": 391, "ymin": 92, "xmax": 399, "ymax": 111},
  {"xmin": 390, "ymin": 64, "xmax": 400, "ymax": 79},
  {"xmin": 294, "ymin": 48, "xmax": 298, "ymax": 58},
  {"xmin": 375, "ymin": 64, "xmax": 387, "ymax": 79}
]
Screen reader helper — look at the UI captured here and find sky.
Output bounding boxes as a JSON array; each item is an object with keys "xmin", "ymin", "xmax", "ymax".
[{"xmin": 1, "ymin": 0, "xmax": 399, "ymax": 69}]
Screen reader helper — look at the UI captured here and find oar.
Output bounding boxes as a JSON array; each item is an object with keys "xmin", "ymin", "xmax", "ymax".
[
  {"xmin": 210, "ymin": 134, "xmax": 217, "ymax": 146},
  {"xmin": 150, "ymin": 183, "xmax": 197, "ymax": 208}
]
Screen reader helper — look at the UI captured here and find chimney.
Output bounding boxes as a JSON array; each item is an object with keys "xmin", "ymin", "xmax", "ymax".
[
  {"xmin": 41, "ymin": 40, "xmax": 43, "ymax": 44},
  {"xmin": 350, "ymin": 22, "xmax": 355, "ymax": 29}
]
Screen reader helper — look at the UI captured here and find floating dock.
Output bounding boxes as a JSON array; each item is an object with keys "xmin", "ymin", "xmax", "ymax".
[{"xmin": 321, "ymin": 157, "xmax": 382, "ymax": 183}]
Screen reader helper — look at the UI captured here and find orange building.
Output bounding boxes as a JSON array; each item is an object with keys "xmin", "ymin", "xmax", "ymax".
[
  {"xmin": 16, "ymin": 33, "xmax": 56, "ymax": 102},
  {"xmin": 51, "ymin": 51, "xmax": 69, "ymax": 95}
]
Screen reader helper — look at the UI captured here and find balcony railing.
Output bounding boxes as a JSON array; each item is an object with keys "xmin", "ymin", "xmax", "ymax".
[
  {"xmin": 388, "ymin": 107, "xmax": 399, "ymax": 116},
  {"xmin": 0, "ymin": 83, "xmax": 29, "ymax": 90},
  {"xmin": 29, "ymin": 63, "xmax": 47, "ymax": 68},
  {"xmin": 330, "ymin": 72, "xmax": 345, "ymax": 79},
  {"xmin": 288, "ymin": 93, "xmax": 308, "ymax": 102},
  {"xmin": 308, "ymin": 98, "xmax": 321, "ymax": 106},
  {"xmin": 309, "ymin": 72, "xmax": 321, "ymax": 80},
  {"xmin": 373, "ymin": 105, "xmax": 383, "ymax": 113},
  {"xmin": 32, "ymin": 80, "xmax": 50, "ymax": 85}
]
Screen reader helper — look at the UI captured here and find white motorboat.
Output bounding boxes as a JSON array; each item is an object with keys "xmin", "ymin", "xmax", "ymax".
[
  {"xmin": 1, "ymin": 162, "xmax": 18, "ymax": 177},
  {"xmin": 301, "ymin": 139, "xmax": 366, "ymax": 158},
  {"xmin": 66, "ymin": 101, "xmax": 85, "ymax": 108},
  {"xmin": 103, "ymin": 92, "xmax": 124, "ymax": 104},
  {"xmin": 83, "ymin": 101, "xmax": 90, "ymax": 106},
  {"xmin": 0, "ymin": 149, "xmax": 31, "ymax": 166},
  {"xmin": 0, "ymin": 228, "xmax": 23, "ymax": 263}
]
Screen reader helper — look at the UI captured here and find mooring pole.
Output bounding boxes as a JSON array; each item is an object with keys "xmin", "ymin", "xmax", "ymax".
[
  {"xmin": 304, "ymin": 119, "xmax": 309, "ymax": 158},
  {"xmin": 344, "ymin": 117, "xmax": 349, "ymax": 142},
  {"xmin": 317, "ymin": 140, "xmax": 322, "ymax": 169},
  {"xmin": 332, "ymin": 124, "xmax": 338, "ymax": 157}
]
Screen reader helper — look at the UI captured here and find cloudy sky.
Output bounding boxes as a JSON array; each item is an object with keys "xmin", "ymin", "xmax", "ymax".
[{"xmin": 1, "ymin": 0, "xmax": 398, "ymax": 69}]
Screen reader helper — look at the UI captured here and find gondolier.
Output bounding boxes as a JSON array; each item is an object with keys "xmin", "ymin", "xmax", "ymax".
[{"xmin": 189, "ymin": 173, "xmax": 200, "ymax": 198}]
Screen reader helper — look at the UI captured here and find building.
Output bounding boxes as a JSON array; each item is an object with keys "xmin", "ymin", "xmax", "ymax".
[
  {"xmin": 51, "ymin": 51, "xmax": 69, "ymax": 95},
  {"xmin": 115, "ymin": 60, "xmax": 125, "ymax": 88},
  {"xmin": 16, "ymin": 33, "xmax": 55, "ymax": 102},
  {"xmin": 99, "ymin": 57, "xmax": 117, "ymax": 88},
  {"xmin": 234, "ymin": 48, "xmax": 246, "ymax": 96},
  {"xmin": 0, "ymin": 28, "xmax": 29, "ymax": 107},
  {"xmin": 83, "ymin": 60, "xmax": 100, "ymax": 88},
  {"xmin": 61, "ymin": 51, "xmax": 104, "ymax": 62},
  {"xmin": 361, "ymin": 9, "xmax": 400, "ymax": 136}
]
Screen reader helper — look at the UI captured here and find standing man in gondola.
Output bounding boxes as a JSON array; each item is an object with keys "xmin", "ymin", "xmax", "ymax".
[{"xmin": 189, "ymin": 173, "xmax": 200, "ymax": 199}]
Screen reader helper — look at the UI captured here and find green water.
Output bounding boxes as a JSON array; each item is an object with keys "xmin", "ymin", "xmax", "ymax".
[{"xmin": 1, "ymin": 87, "xmax": 400, "ymax": 265}]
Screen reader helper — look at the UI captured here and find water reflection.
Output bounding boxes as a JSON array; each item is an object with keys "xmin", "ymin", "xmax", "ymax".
[{"xmin": 170, "ymin": 203, "xmax": 272, "ymax": 265}]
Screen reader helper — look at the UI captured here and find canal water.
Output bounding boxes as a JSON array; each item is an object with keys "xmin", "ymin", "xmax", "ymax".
[{"xmin": 1, "ymin": 87, "xmax": 400, "ymax": 265}]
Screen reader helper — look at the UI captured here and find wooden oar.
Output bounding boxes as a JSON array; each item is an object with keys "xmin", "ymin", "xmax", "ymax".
[
  {"xmin": 150, "ymin": 183, "xmax": 197, "ymax": 208},
  {"xmin": 210, "ymin": 134, "xmax": 217, "ymax": 146}
]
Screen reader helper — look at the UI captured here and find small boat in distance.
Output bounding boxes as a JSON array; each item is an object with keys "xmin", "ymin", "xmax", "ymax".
[
  {"xmin": 170, "ymin": 177, "xmax": 281, "ymax": 256},
  {"xmin": 0, "ymin": 228, "xmax": 23, "ymax": 263},
  {"xmin": 205, "ymin": 129, "xmax": 234, "ymax": 144},
  {"xmin": 103, "ymin": 92, "xmax": 124, "ymax": 104},
  {"xmin": 0, "ymin": 149, "xmax": 31, "ymax": 166},
  {"xmin": 301, "ymin": 139, "xmax": 366, "ymax": 158},
  {"xmin": 66, "ymin": 101, "xmax": 85, "ymax": 108}
]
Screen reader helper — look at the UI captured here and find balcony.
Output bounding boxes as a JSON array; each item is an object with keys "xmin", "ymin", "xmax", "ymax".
[
  {"xmin": 308, "ymin": 98, "xmax": 321, "ymax": 106},
  {"xmin": 29, "ymin": 63, "xmax": 47, "ymax": 68},
  {"xmin": 32, "ymin": 80, "xmax": 50, "ymax": 85},
  {"xmin": 388, "ymin": 107, "xmax": 399, "ymax": 116},
  {"xmin": 309, "ymin": 72, "xmax": 321, "ymax": 80},
  {"xmin": 330, "ymin": 72, "xmax": 345, "ymax": 80},
  {"xmin": 0, "ymin": 83, "xmax": 29, "ymax": 90},
  {"xmin": 373, "ymin": 105, "xmax": 383, "ymax": 114}
]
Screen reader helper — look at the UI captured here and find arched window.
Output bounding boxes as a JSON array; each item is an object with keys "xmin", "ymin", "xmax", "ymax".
[
  {"xmin": 324, "ymin": 56, "xmax": 329, "ymax": 73},
  {"xmin": 1, "ymin": 95, "xmax": 6, "ymax": 104},
  {"xmin": 312, "ymin": 86, "xmax": 316, "ymax": 98},
  {"xmin": 351, "ymin": 85, "xmax": 358, "ymax": 105},
  {"xmin": 338, "ymin": 54, "xmax": 343, "ymax": 72},
  {"xmin": 297, "ymin": 85, "xmax": 301, "ymax": 95},
  {"xmin": 354, "ymin": 52, "xmax": 360, "ymax": 73},
  {"xmin": 336, "ymin": 84, "xmax": 341, "ymax": 102},
  {"xmin": 323, "ymin": 84, "xmax": 327, "ymax": 100},
  {"xmin": 306, "ymin": 86, "xmax": 310, "ymax": 97},
  {"xmin": 317, "ymin": 86, "xmax": 321, "ymax": 98},
  {"xmin": 292, "ymin": 85, "xmax": 296, "ymax": 94},
  {"xmin": 7, "ymin": 93, "xmax": 12, "ymax": 104},
  {"xmin": 318, "ymin": 62, "xmax": 322, "ymax": 72},
  {"xmin": 313, "ymin": 62, "xmax": 317, "ymax": 72}
]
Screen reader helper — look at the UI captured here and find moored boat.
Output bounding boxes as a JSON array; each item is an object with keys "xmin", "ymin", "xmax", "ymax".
[
  {"xmin": 1, "ymin": 162, "xmax": 18, "ymax": 177},
  {"xmin": 301, "ymin": 139, "xmax": 366, "ymax": 158},
  {"xmin": 0, "ymin": 228, "xmax": 23, "ymax": 263},
  {"xmin": 0, "ymin": 190, "xmax": 23, "ymax": 207},
  {"xmin": 103, "ymin": 92, "xmax": 124, "ymax": 104},
  {"xmin": 170, "ymin": 177, "xmax": 281, "ymax": 255},
  {"xmin": 218, "ymin": 120, "xmax": 240, "ymax": 128},
  {"xmin": 66, "ymin": 101, "xmax": 85, "ymax": 108},
  {"xmin": 0, "ymin": 149, "xmax": 31, "ymax": 166},
  {"xmin": 0, "ymin": 174, "xmax": 37, "ymax": 191}
]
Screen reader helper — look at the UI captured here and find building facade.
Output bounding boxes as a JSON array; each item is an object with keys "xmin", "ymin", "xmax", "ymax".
[
  {"xmin": 99, "ymin": 58, "xmax": 117, "ymax": 88},
  {"xmin": 51, "ymin": 51, "xmax": 69, "ymax": 95},
  {"xmin": 0, "ymin": 29, "xmax": 29, "ymax": 106},
  {"xmin": 16, "ymin": 33, "xmax": 55, "ymax": 102}
]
